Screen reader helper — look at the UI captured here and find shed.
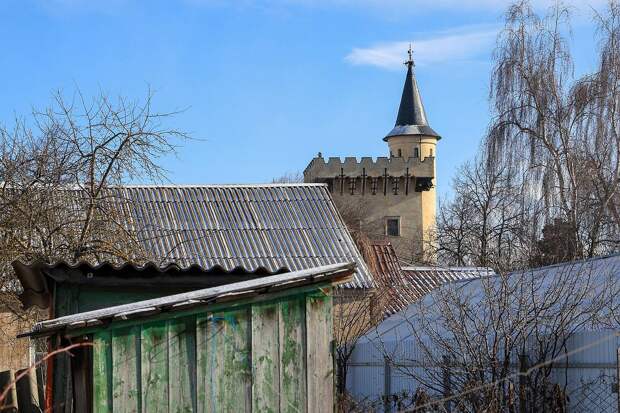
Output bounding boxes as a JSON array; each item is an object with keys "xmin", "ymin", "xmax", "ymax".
[
  {"xmin": 12, "ymin": 184, "xmax": 372, "ymax": 412},
  {"xmin": 20, "ymin": 262, "xmax": 355, "ymax": 413}
]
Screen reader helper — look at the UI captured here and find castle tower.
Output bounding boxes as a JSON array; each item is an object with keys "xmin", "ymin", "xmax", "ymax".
[{"xmin": 304, "ymin": 47, "xmax": 440, "ymax": 263}]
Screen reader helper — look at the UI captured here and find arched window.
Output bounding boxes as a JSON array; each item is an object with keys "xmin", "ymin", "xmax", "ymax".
[
  {"xmin": 430, "ymin": 148, "xmax": 434, "ymax": 156},
  {"xmin": 414, "ymin": 147, "xmax": 419, "ymax": 158},
  {"xmin": 397, "ymin": 149, "xmax": 402, "ymax": 157}
]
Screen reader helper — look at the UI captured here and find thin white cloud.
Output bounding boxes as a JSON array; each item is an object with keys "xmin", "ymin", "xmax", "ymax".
[{"xmin": 346, "ymin": 26, "xmax": 498, "ymax": 70}]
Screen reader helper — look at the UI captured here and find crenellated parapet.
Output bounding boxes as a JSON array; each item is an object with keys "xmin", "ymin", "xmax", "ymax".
[{"xmin": 304, "ymin": 155, "xmax": 434, "ymax": 181}]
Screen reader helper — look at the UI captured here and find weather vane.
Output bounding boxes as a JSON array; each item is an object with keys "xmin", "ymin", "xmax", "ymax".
[{"xmin": 405, "ymin": 43, "xmax": 414, "ymax": 67}]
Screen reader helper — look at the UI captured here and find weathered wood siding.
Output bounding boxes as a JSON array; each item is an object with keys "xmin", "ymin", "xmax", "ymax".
[{"xmin": 91, "ymin": 288, "xmax": 334, "ymax": 412}]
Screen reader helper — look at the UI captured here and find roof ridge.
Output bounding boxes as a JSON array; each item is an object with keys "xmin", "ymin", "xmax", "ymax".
[
  {"xmin": 116, "ymin": 183, "xmax": 327, "ymax": 188},
  {"xmin": 508, "ymin": 252, "xmax": 620, "ymax": 274}
]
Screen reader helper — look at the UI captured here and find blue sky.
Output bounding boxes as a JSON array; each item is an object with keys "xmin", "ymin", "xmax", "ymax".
[{"xmin": 0, "ymin": 0, "xmax": 604, "ymax": 198}]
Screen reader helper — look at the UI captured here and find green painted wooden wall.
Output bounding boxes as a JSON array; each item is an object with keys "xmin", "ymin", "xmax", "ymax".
[
  {"xmin": 90, "ymin": 289, "xmax": 333, "ymax": 413},
  {"xmin": 52, "ymin": 284, "xmax": 191, "ymax": 411}
]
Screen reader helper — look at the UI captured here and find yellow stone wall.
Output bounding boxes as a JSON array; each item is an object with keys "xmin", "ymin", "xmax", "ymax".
[{"xmin": 305, "ymin": 134, "xmax": 438, "ymax": 263}]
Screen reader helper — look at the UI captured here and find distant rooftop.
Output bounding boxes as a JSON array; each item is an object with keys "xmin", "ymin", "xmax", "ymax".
[{"xmin": 401, "ymin": 265, "xmax": 495, "ymax": 298}]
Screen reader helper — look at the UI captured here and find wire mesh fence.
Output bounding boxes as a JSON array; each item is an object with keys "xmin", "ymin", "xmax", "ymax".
[
  {"xmin": 344, "ymin": 374, "xmax": 620, "ymax": 412},
  {"xmin": 345, "ymin": 333, "xmax": 620, "ymax": 412},
  {"xmin": 569, "ymin": 373, "xmax": 618, "ymax": 413}
]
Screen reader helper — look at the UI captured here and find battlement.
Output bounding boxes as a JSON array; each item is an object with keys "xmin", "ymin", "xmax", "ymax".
[{"xmin": 304, "ymin": 155, "xmax": 435, "ymax": 180}]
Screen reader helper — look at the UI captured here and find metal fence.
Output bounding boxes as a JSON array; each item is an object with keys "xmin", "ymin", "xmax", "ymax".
[{"xmin": 346, "ymin": 331, "xmax": 620, "ymax": 412}]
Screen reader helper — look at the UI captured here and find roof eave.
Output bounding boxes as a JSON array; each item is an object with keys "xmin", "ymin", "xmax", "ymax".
[
  {"xmin": 383, "ymin": 125, "xmax": 442, "ymax": 141},
  {"xmin": 19, "ymin": 262, "xmax": 356, "ymax": 339}
]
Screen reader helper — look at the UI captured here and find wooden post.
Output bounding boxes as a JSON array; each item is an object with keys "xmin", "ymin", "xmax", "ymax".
[
  {"xmin": 442, "ymin": 355, "xmax": 452, "ymax": 413},
  {"xmin": 519, "ymin": 354, "xmax": 528, "ymax": 413},
  {"xmin": 383, "ymin": 356, "xmax": 392, "ymax": 413}
]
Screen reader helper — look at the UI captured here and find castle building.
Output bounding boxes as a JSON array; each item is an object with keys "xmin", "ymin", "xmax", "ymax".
[{"xmin": 304, "ymin": 49, "xmax": 440, "ymax": 263}]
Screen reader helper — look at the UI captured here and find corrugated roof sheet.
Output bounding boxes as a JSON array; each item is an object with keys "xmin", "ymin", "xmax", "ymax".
[
  {"xmin": 401, "ymin": 265, "xmax": 496, "ymax": 298},
  {"xmin": 99, "ymin": 184, "xmax": 373, "ymax": 288},
  {"xmin": 365, "ymin": 254, "xmax": 620, "ymax": 346},
  {"xmin": 358, "ymin": 240, "xmax": 493, "ymax": 315},
  {"xmin": 20, "ymin": 262, "xmax": 355, "ymax": 338},
  {"xmin": 363, "ymin": 241, "xmax": 417, "ymax": 316}
]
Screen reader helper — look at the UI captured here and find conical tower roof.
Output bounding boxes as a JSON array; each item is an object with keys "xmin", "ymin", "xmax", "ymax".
[{"xmin": 384, "ymin": 49, "xmax": 440, "ymax": 141}]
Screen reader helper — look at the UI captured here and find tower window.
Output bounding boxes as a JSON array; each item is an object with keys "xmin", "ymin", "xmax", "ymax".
[
  {"xmin": 430, "ymin": 148, "xmax": 433, "ymax": 156},
  {"xmin": 414, "ymin": 148, "xmax": 419, "ymax": 158},
  {"xmin": 386, "ymin": 217, "xmax": 400, "ymax": 237},
  {"xmin": 397, "ymin": 149, "xmax": 402, "ymax": 157}
]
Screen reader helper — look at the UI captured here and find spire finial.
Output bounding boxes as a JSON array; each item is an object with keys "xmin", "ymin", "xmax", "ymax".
[{"xmin": 405, "ymin": 43, "xmax": 414, "ymax": 68}]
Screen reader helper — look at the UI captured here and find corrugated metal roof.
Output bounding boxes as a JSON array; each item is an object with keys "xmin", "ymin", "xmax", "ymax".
[
  {"xmin": 357, "ymin": 241, "xmax": 492, "ymax": 316},
  {"xmin": 362, "ymin": 255, "xmax": 620, "ymax": 348},
  {"xmin": 97, "ymin": 184, "xmax": 373, "ymax": 288},
  {"xmin": 401, "ymin": 265, "xmax": 495, "ymax": 298},
  {"xmin": 20, "ymin": 262, "xmax": 356, "ymax": 338},
  {"xmin": 363, "ymin": 241, "xmax": 417, "ymax": 316}
]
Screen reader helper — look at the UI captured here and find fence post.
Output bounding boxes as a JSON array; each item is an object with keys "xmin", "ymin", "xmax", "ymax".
[
  {"xmin": 519, "ymin": 354, "xmax": 528, "ymax": 413},
  {"xmin": 383, "ymin": 356, "xmax": 392, "ymax": 413},
  {"xmin": 442, "ymin": 355, "xmax": 452, "ymax": 413}
]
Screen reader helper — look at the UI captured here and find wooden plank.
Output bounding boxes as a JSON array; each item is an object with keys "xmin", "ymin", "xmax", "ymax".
[
  {"xmin": 93, "ymin": 332, "xmax": 113, "ymax": 413},
  {"xmin": 141, "ymin": 322, "xmax": 169, "ymax": 413},
  {"xmin": 112, "ymin": 327, "xmax": 140, "ymax": 413},
  {"xmin": 279, "ymin": 297, "xmax": 307, "ymax": 413},
  {"xmin": 306, "ymin": 289, "xmax": 334, "ymax": 413},
  {"xmin": 204, "ymin": 309, "xmax": 251, "ymax": 412},
  {"xmin": 251, "ymin": 302, "xmax": 280, "ymax": 412},
  {"xmin": 196, "ymin": 314, "xmax": 209, "ymax": 412},
  {"xmin": 71, "ymin": 344, "xmax": 92, "ymax": 413},
  {"xmin": 168, "ymin": 317, "xmax": 196, "ymax": 413},
  {"xmin": 52, "ymin": 286, "xmax": 79, "ymax": 413}
]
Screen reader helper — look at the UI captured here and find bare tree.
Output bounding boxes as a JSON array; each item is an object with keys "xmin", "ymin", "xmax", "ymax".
[
  {"xmin": 435, "ymin": 156, "xmax": 533, "ymax": 272},
  {"xmin": 0, "ymin": 89, "xmax": 186, "ymax": 310},
  {"xmin": 437, "ymin": 0, "xmax": 620, "ymax": 272},
  {"xmin": 271, "ymin": 171, "xmax": 304, "ymax": 183},
  {"xmin": 485, "ymin": 0, "xmax": 620, "ymax": 260}
]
